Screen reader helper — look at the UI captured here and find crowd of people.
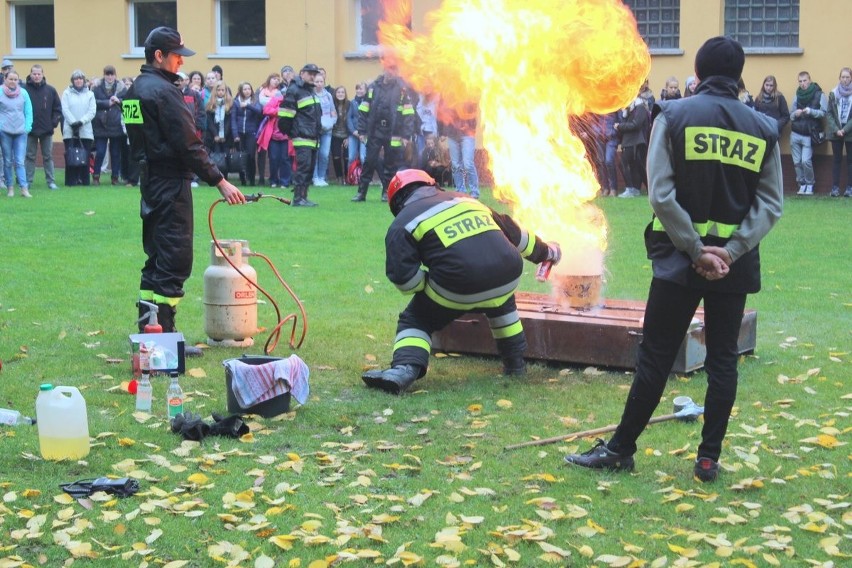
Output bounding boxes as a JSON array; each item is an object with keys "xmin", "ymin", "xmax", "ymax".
[
  {"xmin": 2, "ymin": 54, "xmax": 852, "ymax": 200},
  {"xmin": 577, "ymin": 66, "xmax": 852, "ymax": 199}
]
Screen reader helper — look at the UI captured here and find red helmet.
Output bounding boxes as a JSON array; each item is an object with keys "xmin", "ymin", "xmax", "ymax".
[{"xmin": 387, "ymin": 169, "xmax": 436, "ymax": 215}]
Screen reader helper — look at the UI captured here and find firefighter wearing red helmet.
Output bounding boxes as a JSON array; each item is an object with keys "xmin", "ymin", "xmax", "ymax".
[{"xmin": 362, "ymin": 169, "xmax": 562, "ymax": 394}]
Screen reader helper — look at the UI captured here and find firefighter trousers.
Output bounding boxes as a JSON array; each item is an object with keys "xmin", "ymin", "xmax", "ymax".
[
  {"xmin": 358, "ymin": 136, "xmax": 404, "ymax": 195},
  {"xmin": 607, "ymin": 277, "xmax": 747, "ymax": 462},
  {"xmin": 139, "ymin": 174, "xmax": 193, "ymax": 304},
  {"xmin": 293, "ymin": 145, "xmax": 317, "ymax": 190},
  {"xmin": 390, "ymin": 291, "xmax": 527, "ymax": 372}
]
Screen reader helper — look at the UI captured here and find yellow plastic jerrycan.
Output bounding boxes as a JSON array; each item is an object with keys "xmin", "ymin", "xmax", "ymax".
[{"xmin": 35, "ymin": 384, "xmax": 90, "ymax": 460}]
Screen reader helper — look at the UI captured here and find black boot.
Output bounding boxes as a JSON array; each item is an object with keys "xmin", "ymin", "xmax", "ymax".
[
  {"xmin": 362, "ymin": 364, "xmax": 422, "ymax": 394},
  {"xmin": 501, "ymin": 355, "xmax": 526, "ymax": 376},
  {"xmin": 157, "ymin": 303, "xmax": 203, "ymax": 357},
  {"xmin": 137, "ymin": 302, "xmax": 151, "ymax": 333},
  {"xmin": 497, "ymin": 334, "xmax": 527, "ymax": 375},
  {"xmin": 155, "ymin": 303, "xmax": 176, "ymax": 333},
  {"xmin": 351, "ymin": 187, "xmax": 367, "ymax": 202},
  {"xmin": 381, "ymin": 189, "xmax": 388, "ymax": 202}
]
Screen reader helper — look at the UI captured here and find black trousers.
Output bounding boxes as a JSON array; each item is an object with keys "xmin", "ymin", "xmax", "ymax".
[
  {"xmin": 608, "ymin": 277, "xmax": 747, "ymax": 461},
  {"xmin": 358, "ymin": 136, "xmax": 404, "ymax": 194},
  {"xmin": 140, "ymin": 174, "xmax": 193, "ymax": 303},
  {"xmin": 236, "ymin": 135, "xmax": 257, "ymax": 185},
  {"xmin": 293, "ymin": 145, "xmax": 317, "ymax": 189},
  {"xmin": 391, "ymin": 292, "xmax": 526, "ymax": 372}
]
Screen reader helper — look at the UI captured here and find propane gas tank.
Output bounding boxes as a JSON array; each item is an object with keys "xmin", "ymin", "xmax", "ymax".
[{"xmin": 203, "ymin": 240, "xmax": 258, "ymax": 347}]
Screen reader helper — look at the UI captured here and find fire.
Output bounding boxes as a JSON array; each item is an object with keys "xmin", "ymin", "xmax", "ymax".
[{"xmin": 379, "ymin": 0, "xmax": 650, "ymax": 305}]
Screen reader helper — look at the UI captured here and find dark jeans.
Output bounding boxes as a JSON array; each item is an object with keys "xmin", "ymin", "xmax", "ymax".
[
  {"xmin": 94, "ymin": 135, "xmax": 126, "ymax": 180},
  {"xmin": 235, "ymin": 134, "xmax": 258, "ymax": 185},
  {"xmin": 268, "ymin": 139, "xmax": 291, "ymax": 186},
  {"xmin": 620, "ymin": 143, "xmax": 646, "ymax": 190},
  {"xmin": 608, "ymin": 277, "xmax": 747, "ymax": 462},
  {"xmin": 330, "ymin": 135, "xmax": 348, "ymax": 181},
  {"xmin": 830, "ymin": 139, "xmax": 852, "ymax": 187}
]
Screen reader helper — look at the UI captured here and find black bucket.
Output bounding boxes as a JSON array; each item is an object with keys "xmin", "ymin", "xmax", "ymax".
[{"xmin": 224, "ymin": 355, "xmax": 291, "ymax": 417}]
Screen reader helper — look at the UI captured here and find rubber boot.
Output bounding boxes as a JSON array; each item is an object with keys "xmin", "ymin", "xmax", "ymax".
[
  {"xmin": 155, "ymin": 303, "xmax": 176, "ymax": 333},
  {"xmin": 156, "ymin": 303, "xmax": 203, "ymax": 357},
  {"xmin": 497, "ymin": 333, "xmax": 527, "ymax": 375},
  {"xmin": 351, "ymin": 187, "xmax": 367, "ymax": 202},
  {"xmin": 137, "ymin": 302, "xmax": 150, "ymax": 333},
  {"xmin": 501, "ymin": 355, "xmax": 527, "ymax": 376},
  {"xmin": 362, "ymin": 364, "xmax": 422, "ymax": 394}
]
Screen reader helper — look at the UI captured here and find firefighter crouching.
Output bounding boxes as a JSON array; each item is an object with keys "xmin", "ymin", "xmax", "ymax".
[{"xmin": 362, "ymin": 169, "xmax": 562, "ymax": 395}]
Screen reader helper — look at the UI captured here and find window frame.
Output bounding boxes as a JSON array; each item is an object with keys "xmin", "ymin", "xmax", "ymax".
[
  {"xmin": 623, "ymin": 0, "xmax": 682, "ymax": 55},
  {"xmin": 9, "ymin": 0, "xmax": 56, "ymax": 58},
  {"xmin": 214, "ymin": 0, "xmax": 268, "ymax": 58},
  {"xmin": 127, "ymin": 0, "xmax": 178, "ymax": 57},
  {"xmin": 723, "ymin": 0, "xmax": 802, "ymax": 54}
]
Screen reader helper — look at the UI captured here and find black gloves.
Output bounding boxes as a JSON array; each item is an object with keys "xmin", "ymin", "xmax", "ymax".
[
  {"xmin": 209, "ymin": 413, "xmax": 250, "ymax": 438},
  {"xmin": 170, "ymin": 412, "xmax": 210, "ymax": 442},
  {"xmin": 169, "ymin": 412, "xmax": 249, "ymax": 441},
  {"xmin": 71, "ymin": 121, "xmax": 82, "ymax": 129}
]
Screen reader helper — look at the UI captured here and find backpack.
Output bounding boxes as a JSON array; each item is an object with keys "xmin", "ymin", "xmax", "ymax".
[{"xmin": 346, "ymin": 159, "xmax": 362, "ymax": 185}]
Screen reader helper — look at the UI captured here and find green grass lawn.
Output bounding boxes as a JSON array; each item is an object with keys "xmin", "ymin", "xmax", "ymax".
[{"xmin": 0, "ymin": 178, "xmax": 849, "ymax": 566}]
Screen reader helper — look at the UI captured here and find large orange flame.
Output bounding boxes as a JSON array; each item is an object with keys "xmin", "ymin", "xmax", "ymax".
[{"xmin": 379, "ymin": 0, "xmax": 650, "ymax": 283}]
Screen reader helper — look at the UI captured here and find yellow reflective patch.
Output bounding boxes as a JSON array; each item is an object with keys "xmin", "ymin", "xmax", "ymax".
[
  {"xmin": 122, "ymin": 99, "xmax": 143, "ymax": 124},
  {"xmin": 684, "ymin": 126, "xmax": 766, "ymax": 173},
  {"xmin": 435, "ymin": 210, "xmax": 500, "ymax": 247}
]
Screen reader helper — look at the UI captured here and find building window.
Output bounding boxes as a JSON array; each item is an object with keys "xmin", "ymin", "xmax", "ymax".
[
  {"xmin": 724, "ymin": 0, "xmax": 799, "ymax": 49},
  {"xmin": 129, "ymin": 1, "xmax": 177, "ymax": 53},
  {"xmin": 354, "ymin": 0, "xmax": 411, "ymax": 53},
  {"xmin": 623, "ymin": 0, "xmax": 680, "ymax": 51},
  {"xmin": 10, "ymin": 1, "xmax": 55, "ymax": 56},
  {"xmin": 216, "ymin": 0, "xmax": 266, "ymax": 54}
]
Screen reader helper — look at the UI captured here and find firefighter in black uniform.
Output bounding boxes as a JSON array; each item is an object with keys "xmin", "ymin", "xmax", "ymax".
[
  {"xmin": 361, "ymin": 170, "xmax": 562, "ymax": 395},
  {"xmin": 123, "ymin": 26, "xmax": 245, "ymax": 335},
  {"xmin": 565, "ymin": 37, "xmax": 783, "ymax": 482},
  {"xmin": 350, "ymin": 55, "xmax": 416, "ymax": 203},
  {"xmin": 278, "ymin": 64, "xmax": 321, "ymax": 207}
]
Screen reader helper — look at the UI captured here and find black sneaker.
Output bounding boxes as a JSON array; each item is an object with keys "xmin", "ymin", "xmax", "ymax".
[
  {"xmin": 693, "ymin": 457, "xmax": 719, "ymax": 482},
  {"xmin": 564, "ymin": 438, "xmax": 634, "ymax": 471}
]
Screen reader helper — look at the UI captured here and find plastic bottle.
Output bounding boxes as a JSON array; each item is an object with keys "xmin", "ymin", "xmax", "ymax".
[
  {"xmin": 35, "ymin": 384, "xmax": 90, "ymax": 460},
  {"xmin": 136, "ymin": 372, "xmax": 153, "ymax": 412},
  {"xmin": 166, "ymin": 372, "xmax": 184, "ymax": 418},
  {"xmin": 0, "ymin": 408, "xmax": 35, "ymax": 426}
]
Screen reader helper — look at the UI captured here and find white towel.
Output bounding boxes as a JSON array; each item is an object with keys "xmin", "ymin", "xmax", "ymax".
[{"xmin": 224, "ymin": 355, "xmax": 310, "ymax": 408}]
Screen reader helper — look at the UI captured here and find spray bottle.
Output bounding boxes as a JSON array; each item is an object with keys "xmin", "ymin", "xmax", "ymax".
[{"xmin": 138, "ymin": 300, "xmax": 163, "ymax": 333}]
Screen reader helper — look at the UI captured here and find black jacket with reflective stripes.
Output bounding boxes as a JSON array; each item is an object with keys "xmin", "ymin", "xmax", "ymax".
[
  {"xmin": 278, "ymin": 78, "xmax": 321, "ymax": 142},
  {"xmin": 122, "ymin": 65, "xmax": 223, "ymax": 185},
  {"xmin": 385, "ymin": 187, "xmax": 550, "ymax": 310},
  {"xmin": 649, "ymin": 76, "xmax": 779, "ymax": 293}
]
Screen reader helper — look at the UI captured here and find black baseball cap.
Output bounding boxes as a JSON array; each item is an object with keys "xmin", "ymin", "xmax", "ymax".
[
  {"xmin": 300, "ymin": 63, "xmax": 320, "ymax": 73},
  {"xmin": 144, "ymin": 26, "xmax": 196, "ymax": 56}
]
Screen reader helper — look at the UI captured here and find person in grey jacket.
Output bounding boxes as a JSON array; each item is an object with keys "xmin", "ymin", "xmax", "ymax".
[{"xmin": 61, "ymin": 70, "xmax": 96, "ymax": 186}]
